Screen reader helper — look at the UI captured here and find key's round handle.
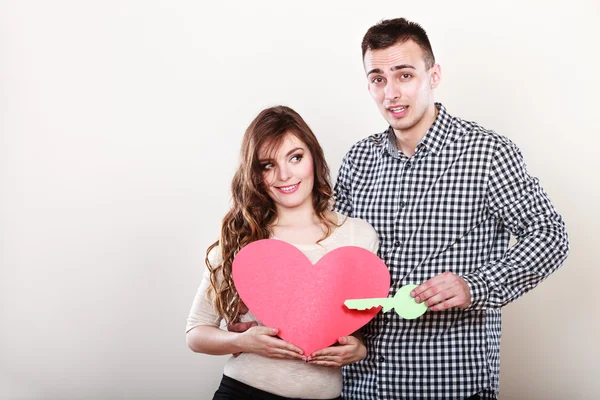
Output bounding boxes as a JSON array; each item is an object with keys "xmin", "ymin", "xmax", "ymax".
[{"xmin": 395, "ymin": 284, "xmax": 428, "ymax": 319}]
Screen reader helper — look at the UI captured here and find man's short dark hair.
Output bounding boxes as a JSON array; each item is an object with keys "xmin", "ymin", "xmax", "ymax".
[{"xmin": 361, "ymin": 18, "xmax": 435, "ymax": 69}]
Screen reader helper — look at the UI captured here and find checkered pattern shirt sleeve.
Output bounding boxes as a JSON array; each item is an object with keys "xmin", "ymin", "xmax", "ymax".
[
  {"xmin": 463, "ymin": 136, "xmax": 570, "ymax": 310},
  {"xmin": 334, "ymin": 104, "xmax": 569, "ymax": 400}
]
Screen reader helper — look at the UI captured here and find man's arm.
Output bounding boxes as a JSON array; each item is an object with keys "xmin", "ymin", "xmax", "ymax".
[
  {"xmin": 464, "ymin": 138, "xmax": 569, "ymax": 309},
  {"xmin": 333, "ymin": 151, "xmax": 355, "ymax": 216},
  {"xmin": 412, "ymin": 138, "xmax": 569, "ymax": 310}
]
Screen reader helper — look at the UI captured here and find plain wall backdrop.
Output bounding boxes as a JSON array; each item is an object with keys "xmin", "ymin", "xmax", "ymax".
[{"xmin": 1, "ymin": 0, "xmax": 598, "ymax": 399}]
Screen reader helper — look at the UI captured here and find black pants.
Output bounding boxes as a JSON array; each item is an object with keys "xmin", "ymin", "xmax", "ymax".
[{"xmin": 213, "ymin": 374, "xmax": 342, "ymax": 400}]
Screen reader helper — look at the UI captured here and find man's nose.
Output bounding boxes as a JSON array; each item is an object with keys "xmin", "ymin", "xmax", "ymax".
[{"xmin": 384, "ymin": 82, "xmax": 401, "ymax": 101}]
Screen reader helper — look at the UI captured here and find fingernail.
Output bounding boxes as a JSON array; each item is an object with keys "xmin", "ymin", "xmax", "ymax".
[{"xmin": 410, "ymin": 291, "xmax": 415, "ymax": 297}]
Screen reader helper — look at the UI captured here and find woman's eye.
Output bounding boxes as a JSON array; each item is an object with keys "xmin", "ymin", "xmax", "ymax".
[
  {"xmin": 261, "ymin": 163, "xmax": 274, "ymax": 170},
  {"xmin": 290, "ymin": 154, "xmax": 303, "ymax": 162}
]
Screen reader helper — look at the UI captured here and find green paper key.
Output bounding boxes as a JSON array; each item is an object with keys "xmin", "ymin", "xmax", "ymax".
[{"xmin": 344, "ymin": 284, "xmax": 428, "ymax": 320}]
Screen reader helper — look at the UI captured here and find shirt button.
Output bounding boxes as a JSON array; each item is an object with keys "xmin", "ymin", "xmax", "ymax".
[
  {"xmin": 394, "ymin": 240, "xmax": 401, "ymax": 247},
  {"xmin": 383, "ymin": 317, "xmax": 390, "ymax": 324},
  {"xmin": 406, "ymin": 162, "xmax": 412, "ymax": 169},
  {"xmin": 379, "ymin": 356, "xmax": 385, "ymax": 362},
  {"xmin": 399, "ymin": 201, "xmax": 406, "ymax": 208}
]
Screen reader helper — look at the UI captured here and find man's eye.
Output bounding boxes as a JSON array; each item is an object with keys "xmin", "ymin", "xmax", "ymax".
[
  {"xmin": 372, "ymin": 77, "xmax": 385, "ymax": 84},
  {"xmin": 401, "ymin": 73, "xmax": 412, "ymax": 79}
]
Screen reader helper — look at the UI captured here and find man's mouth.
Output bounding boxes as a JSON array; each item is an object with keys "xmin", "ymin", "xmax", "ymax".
[{"xmin": 387, "ymin": 105, "xmax": 408, "ymax": 118}]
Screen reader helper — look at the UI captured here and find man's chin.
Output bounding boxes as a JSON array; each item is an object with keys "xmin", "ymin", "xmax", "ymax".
[{"xmin": 389, "ymin": 121, "xmax": 414, "ymax": 133}]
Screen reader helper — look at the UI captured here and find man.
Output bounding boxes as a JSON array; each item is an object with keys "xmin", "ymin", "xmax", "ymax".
[{"xmin": 333, "ymin": 18, "xmax": 569, "ymax": 399}]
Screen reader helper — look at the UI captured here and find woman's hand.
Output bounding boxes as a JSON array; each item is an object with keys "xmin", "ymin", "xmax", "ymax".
[
  {"xmin": 308, "ymin": 335, "xmax": 367, "ymax": 367},
  {"xmin": 227, "ymin": 302, "xmax": 255, "ymax": 334},
  {"xmin": 236, "ymin": 326, "xmax": 305, "ymax": 360},
  {"xmin": 227, "ymin": 303, "xmax": 255, "ymax": 357}
]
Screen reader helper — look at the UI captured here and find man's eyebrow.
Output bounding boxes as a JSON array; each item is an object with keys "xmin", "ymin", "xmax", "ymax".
[
  {"xmin": 392, "ymin": 64, "xmax": 416, "ymax": 71},
  {"xmin": 366, "ymin": 68, "xmax": 384, "ymax": 76},
  {"xmin": 366, "ymin": 64, "xmax": 417, "ymax": 76}
]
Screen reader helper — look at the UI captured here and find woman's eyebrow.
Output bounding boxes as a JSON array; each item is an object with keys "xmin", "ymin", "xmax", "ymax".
[{"xmin": 285, "ymin": 147, "xmax": 304, "ymax": 157}]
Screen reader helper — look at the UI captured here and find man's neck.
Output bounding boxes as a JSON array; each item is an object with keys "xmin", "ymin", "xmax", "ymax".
[{"xmin": 393, "ymin": 105, "xmax": 438, "ymax": 158}]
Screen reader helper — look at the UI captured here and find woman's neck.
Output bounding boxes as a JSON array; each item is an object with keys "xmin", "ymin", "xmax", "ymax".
[
  {"xmin": 274, "ymin": 203, "xmax": 320, "ymax": 228},
  {"xmin": 272, "ymin": 204, "xmax": 336, "ymax": 244}
]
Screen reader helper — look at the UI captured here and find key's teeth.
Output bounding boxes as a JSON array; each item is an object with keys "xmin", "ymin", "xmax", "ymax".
[
  {"xmin": 344, "ymin": 301, "xmax": 365, "ymax": 310},
  {"xmin": 357, "ymin": 305, "xmax": 379, "ymax": 311},
  {"xmin": 345, "ymin": 300, "xmax": 381, "ymax": 311}
]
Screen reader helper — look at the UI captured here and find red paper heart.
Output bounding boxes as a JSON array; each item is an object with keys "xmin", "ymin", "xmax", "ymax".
[{"xmin": 232, "ymin": 239, "xmax": 390, "ymax": 355}]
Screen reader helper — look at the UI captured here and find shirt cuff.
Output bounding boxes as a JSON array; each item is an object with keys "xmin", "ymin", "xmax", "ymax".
[{"xmin": 462, "ymin": 272, "xmax": 489, "ymax": 310}]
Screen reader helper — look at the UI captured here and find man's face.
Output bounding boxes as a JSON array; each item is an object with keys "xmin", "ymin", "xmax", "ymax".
[{"xmin": 364, "ymin": 40, "xmax": 441, "ymax": 137}]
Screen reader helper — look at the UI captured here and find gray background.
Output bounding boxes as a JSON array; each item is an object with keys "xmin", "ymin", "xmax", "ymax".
[{"xmin": 1, "ymin": 0, "xmax": 598, "ymax": 399}]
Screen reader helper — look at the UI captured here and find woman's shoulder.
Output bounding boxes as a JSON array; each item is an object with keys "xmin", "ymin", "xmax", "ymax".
[
  {"xmin": 336, "ymin": 212, "xmax": 376, "ymax": 233},
  {"xmin": 206, "ymin": 244, "xmax": 223, "ymax": 267},
  {"xmin": 334, "ymin": 212, "xmax": 379, "ymax": 251}
]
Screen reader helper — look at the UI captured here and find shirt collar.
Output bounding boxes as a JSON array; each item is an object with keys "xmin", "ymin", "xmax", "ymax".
[{"xmin": 383, "ymin": 103, "xmax": 454, "ymax": 157}]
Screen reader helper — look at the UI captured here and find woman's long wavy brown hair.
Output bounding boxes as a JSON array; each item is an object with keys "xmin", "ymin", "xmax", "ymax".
[{"xmin": 206, "ymin": 106, "xmax": 335, "ymax": 324}]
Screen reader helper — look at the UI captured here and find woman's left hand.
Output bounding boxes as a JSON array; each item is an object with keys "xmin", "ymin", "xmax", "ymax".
[{"xmin": 307, "ymin": 335, "xmax": 366, "ymax": 367}]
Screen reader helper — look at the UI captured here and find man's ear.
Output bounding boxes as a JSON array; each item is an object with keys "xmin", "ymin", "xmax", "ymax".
[{"xmin": 430, "ymin": 64, "xmax": 442, "ymax": 89}]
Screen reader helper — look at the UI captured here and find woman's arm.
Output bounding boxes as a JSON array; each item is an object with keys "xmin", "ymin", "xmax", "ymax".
[
  {"xmin": 186, "ymin": 325, "xmax": 305, "ymax": 359},
  {"xmin": 187, "ymin": 247, "xmax": 304, "ymax": 360}
]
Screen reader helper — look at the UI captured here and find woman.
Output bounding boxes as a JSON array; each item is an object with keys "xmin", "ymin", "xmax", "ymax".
[{"xmin": 186, "ymin": 106, "xmax": 379, "ymax": 400}]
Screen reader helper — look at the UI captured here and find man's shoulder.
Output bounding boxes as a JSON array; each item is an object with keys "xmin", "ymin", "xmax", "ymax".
[
  {"xmin": 453, "ymin": 115, "xmax": 518, "ymax": 152},
  {"xmin": 344, "ymin": 131, "xmax": 387, "ymax": 158}
]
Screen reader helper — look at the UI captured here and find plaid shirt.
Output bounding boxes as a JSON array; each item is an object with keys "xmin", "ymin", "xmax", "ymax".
[{"xmin": 335, "ymin": 104, "xmax": 569, "ymax": 400}]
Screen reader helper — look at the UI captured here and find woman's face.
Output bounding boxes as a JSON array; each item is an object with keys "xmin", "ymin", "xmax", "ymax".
[{"xmin": 258, "ymin": 133, "xmax": 315, "ymax": 214}]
